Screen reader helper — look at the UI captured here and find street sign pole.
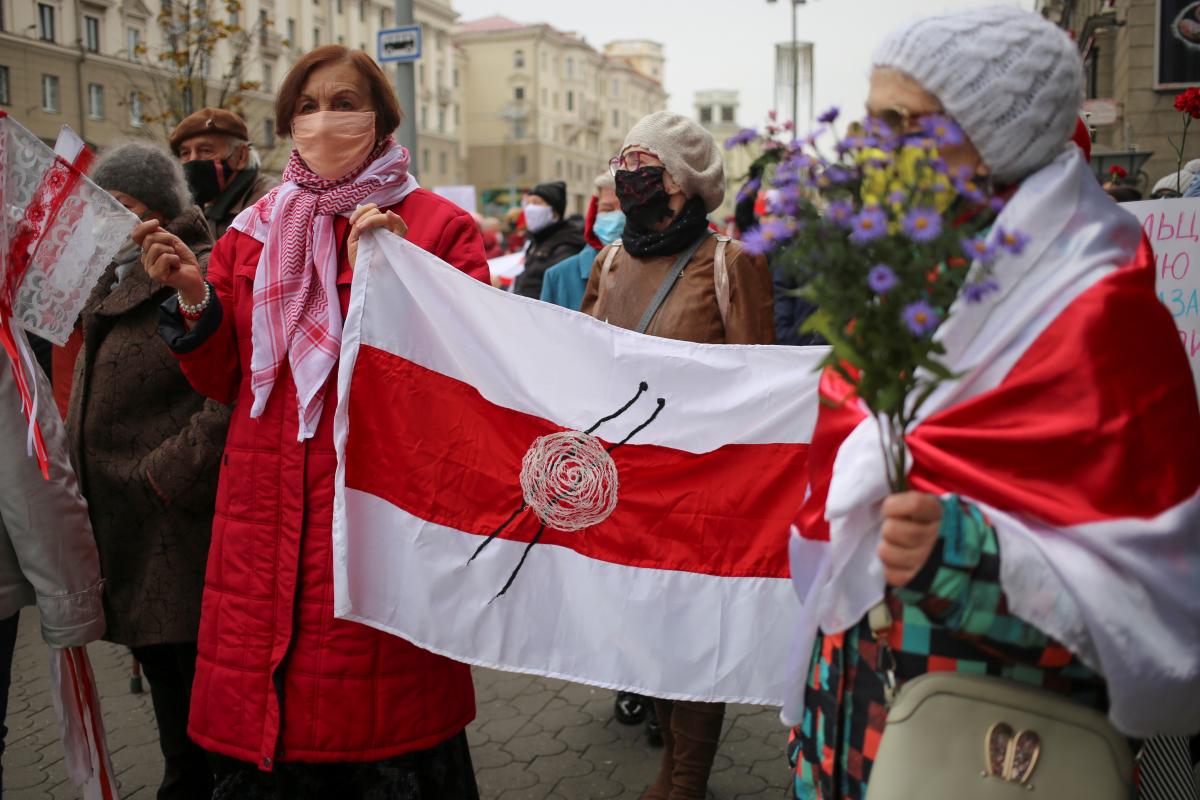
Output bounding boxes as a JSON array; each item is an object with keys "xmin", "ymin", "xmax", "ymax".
[{"xmin": 393, "ymin": 0, "xmax": 417, "ymax": 162}]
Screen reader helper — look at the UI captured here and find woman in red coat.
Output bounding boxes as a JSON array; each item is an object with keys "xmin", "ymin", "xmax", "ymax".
[{"xmin": 134, "ymin": 46, "xmax": 486, "ymax": 799}]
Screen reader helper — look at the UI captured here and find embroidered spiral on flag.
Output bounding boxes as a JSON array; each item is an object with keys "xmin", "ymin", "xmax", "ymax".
[{"xmin": 519, "ymin": 431, "xmax": 619, "ymax": 531}]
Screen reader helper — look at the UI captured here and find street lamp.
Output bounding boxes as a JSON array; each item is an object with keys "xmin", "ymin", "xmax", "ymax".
[{"xmin": 767, "ymin": 0, "xmax": 808, "ymax": 126}]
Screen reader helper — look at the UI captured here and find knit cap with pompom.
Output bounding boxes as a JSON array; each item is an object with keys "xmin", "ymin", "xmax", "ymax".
[
  {"xmin": 622, "ymin": 111, "xmax": 725, "ymax": 212},
  {"xmin": 872, "ymin": 6, "xmax": 1084, "ymax": 185}
]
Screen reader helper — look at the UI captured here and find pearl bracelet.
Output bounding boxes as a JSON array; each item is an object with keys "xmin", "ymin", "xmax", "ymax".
[{"xmin": 178, "ymin": 281, "xmax": 212, "ymax": 320}]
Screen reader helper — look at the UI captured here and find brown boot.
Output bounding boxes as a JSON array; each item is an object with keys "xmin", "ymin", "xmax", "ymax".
[
  {"xmin": 641, "ymin": 699, "xmax": 675, "ymax": 800},
  {"xmin": 666, "ymin": 701, "xmax": 725, "ymax": 800}
]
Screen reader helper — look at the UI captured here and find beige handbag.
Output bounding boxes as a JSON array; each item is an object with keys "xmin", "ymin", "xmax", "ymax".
[{"xmin": 863, "ymin": 604, "xmax": 1134, "ymax": 800}]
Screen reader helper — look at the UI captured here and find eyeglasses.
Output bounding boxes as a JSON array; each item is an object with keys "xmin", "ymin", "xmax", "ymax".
[
  {"xmin": 608, "ymin": 151, "xmax": 661, "ymax": 176},
  {"xmin": 869, "ymin": 106, "xmax": 946, "ymax": 138}
]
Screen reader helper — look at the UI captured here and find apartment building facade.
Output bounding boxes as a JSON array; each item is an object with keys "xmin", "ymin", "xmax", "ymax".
[
  {"xmin": 0, "ymin": 0, "xmax": 466, "ymax": 182},
  {"xmin": 455, "ymin": 15, "xmax": 667, "ymax": 217}
]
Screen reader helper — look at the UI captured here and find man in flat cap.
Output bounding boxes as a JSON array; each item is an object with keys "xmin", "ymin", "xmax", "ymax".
[{"xmin": 170, "ymin": 107, "xmax": 277, "ymax": 239}]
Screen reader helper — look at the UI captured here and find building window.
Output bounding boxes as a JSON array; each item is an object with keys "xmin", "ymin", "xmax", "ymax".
[
  {"xmin": 126, "ymin": 26, "xmax": 140, "ymax": 59},
  {"xmin": 515, "ymin": 154, "xmax": 527, "ymax": 175},
  {"xmin": 611, "ymin": 109, "xmax": 619, "ymax": 128},
  {"xmin": 555, "ymin": 159, "xmax": 562, "ymax": 178},
  {"xmin": 263, "ymin": 118, "xmax": 275, "ymax": 146},
  {"xmin": 0, "ymin": 66, "xmax": 11, "ymax": 105},
  {"xmin": 453, "ymin": 68, "xmax": 459, "ymax": 88},
  {"xmin": 337, "ymin": 34, "xmax": 344, "ymax": 44},
  {"xmin": 129, "ymin": 91, "xmax": 143, "ymax": 126},
  {"xmin": 567, "ymin": 91, "xmax": 574, "ymax": 112},
  {"xmin": 41, "ymin": 74, "xmax": 60, "ymax": 113},
  {"xmin": 419, "ymin": 64, "xmax": 425, "ymax": 87},
  {"xmin": 286, "ymin": 17, "xmax": 296, "ymax": 45},
  {"xmin": 453, "ymin": 104, "xmax": 459, "ymax": 126},
  {"xmin": 358, "ymin": 0, "xmax": 363, "ymax": 20},
  {"xmin": 228, "ymin": 5, "xmax": 238, "ymax": 24},
  {"xmin": 335, "ymin": 0, "xmax": 342, "ymax": 13},
  {"xmin": 38, "ymin": 3, "xmax": 55, "ymax": 41},
  {"xmin": 262, "ymin": 61, "xmax": 273, "ymax": 90},
  {"xmin": 566, "ymin": 57, "xmax": 573, "ymax": 79},
  {"xmin": 721, "ymin": 105, "xmax": 734, "ymax": 123},
  {"xmin": 421, "ymin": 148, "xmax": 429, "ymax": 173},
  {"xmin": 513, "ymin": 49, "xmax": 524, "ymax": 69},
  {"xmin": 84, "ymin": 15, "xmax": 100, "ymax": 52},
  {"xmin": 699, "ymin": 106, "xmax": 712, "ymax": 124},
  {"xmin": 437, "ymin": 108, "xmax": 445, "ymax": 133},
  {"xmin": 438, "ymin": 151, "xmax": 446, "ymax": 175},
  {"xmin": 379, "ymin": 8, "xmax": 386, "ymax": 27},
  {"xmin": 87, "ymin": 83, "xmax": 103, "ymax": 118},
  {"xmin": 513, "ymin": 120, "xmax": 525, "ymax": 139},
  {"xmin": 514, "ymin": 86, "xmax": 525, "ymax": 102},
  {"xmin": 312, "ymin": 27, "xmax": 319, "ymax": 47},
  {"xmin": 420, "ymin": 105, "xmax": 427, "ymax": 129}
]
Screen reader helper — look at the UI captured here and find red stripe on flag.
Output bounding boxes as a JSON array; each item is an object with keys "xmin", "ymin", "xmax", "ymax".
[{"xmin": 344, "ymin": 345, "xmax": 808, "ymax": 578}]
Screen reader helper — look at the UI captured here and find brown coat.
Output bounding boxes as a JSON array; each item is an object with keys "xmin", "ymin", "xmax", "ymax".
[
  {"xmin": 208, "ymin": 169, "xmax": 277, "ymax": 240},
  {"xmin": 66, "ymin": 206, "xmax": 230, "ymax": 647},
  {"xmin": 581, "ymin": 234, "xmax": 776, "ymax": 344}
]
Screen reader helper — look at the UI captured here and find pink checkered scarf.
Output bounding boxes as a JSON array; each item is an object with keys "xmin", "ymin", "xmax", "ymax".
[{"xmin": 248, "ymin": 137, "xmax": 415, "ymax": 439}]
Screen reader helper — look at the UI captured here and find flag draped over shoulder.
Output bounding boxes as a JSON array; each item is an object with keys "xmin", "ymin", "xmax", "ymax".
[
  {"xmin": 785, "ymin": 150, "xmax": 1200, "ymax": 737},
  {"xmin": 333, "ymin": 232, "xmax": 827, "ymax": 706}
]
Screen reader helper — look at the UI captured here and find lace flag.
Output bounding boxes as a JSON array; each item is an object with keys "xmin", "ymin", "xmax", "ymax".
[{"xmin": 0, "ymin": 113, "xmax": 137, "ymax": 476}]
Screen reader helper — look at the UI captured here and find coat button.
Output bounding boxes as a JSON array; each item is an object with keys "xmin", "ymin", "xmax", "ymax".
[{"xmin": 262, "ymin": 757, "xmax": 272, "ymax": 768}]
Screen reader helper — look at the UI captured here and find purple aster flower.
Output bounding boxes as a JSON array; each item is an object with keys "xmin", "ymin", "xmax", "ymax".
[
  {"xmin": 886, "ymin": 189, "xmax": 908, "ymax": 206},
  {"xmin": 920, "ymin": 115, "xmax": 965, "ymax": 147},
  {"xmin": 924, "ymin": 156, "xmax": 950, "ymax": 175},
  {"xmin": 825, "ymin": 166, "xmax": 854, "ymax": 185},
  {"xmin": 850, "ymin": 207, "xmax": 888, "ymax": 244},
  {"xmin": 903, "ymin": 300, "xmax": 941, "ymax": 337},
  {"xmin": 962, "ymin": 279, "xmax": 1000, "ymax": 304},
  {"xmin": 818, "ymin": 106, "xmax": 840, "ymax": 124},
  {"xmin": 736, "ymin": 177, "xmax": 761, "ymax": 204},
  {"xmin": 902, "ymin": 207, "xmax": 943, "ymax": 242},
  {"xmin": 953, "ymin": 177, "xmax": 987, "ymax": 204},
  {"xmin": 961, "ymin": 235, "xmax": 995, "ymax": 262},
  {"xmin": 867, "ymin": 263, "xmax": 897, "ymax": 294},
  {"xmin": 741, "ymin": 218, "xmax": 796, "ymax": 255},
  {"xmin": 826, "ymin": 200, "xmax": 856, "ymax": 227},
  {"xmin": 988, "ymin": 196, "xmax": 1008, "ymax": 213},
  {"xmin": 765, "ymin": 185, "xmax": 802, "ymax": 216},
  {"xmin": 995, "ymin": 228, "xmax": 1030, "ymax": 256},
  {"xmin": 724, "ymin": 128, "xmax": 759, "ymax": 150}
]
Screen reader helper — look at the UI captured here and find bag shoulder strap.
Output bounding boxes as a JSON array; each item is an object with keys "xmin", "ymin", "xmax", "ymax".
[
  {"xmin": 635, "ymin": 231, "xmax": 713, "ymax": 335},
  {"xmin": 600, "ymin": 240, "xmax": 623, "ymax": 284},
  {"xmin": 713, "ymin": 235, "xmax": 731, "ymax": 329}
]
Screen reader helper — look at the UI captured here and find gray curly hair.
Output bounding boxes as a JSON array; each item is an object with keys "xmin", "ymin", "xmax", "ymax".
[{"xmin": 90, "ymin": 141, "xmax": 191, "ymax": 221}]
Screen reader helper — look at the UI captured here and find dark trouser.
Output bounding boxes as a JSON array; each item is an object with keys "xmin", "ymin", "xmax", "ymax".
[
  {"xmin": 129, "ymin": 642, "xmax": 213, "ymax": 800},
  {"xmin": 0, "ymin": 611, "xmax": 20, "ymax": 794},
  {"xmin": 211, "ymin": 730, "xmax": 480, "ymax": 800}
]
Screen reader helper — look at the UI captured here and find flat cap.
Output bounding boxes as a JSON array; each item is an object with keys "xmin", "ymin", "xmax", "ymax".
[{"xmin": 169, "ymin": 107, "xmax": 249, "ymax": 154}]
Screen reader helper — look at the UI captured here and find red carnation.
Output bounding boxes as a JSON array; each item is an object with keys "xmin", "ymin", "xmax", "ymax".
[
  {"xmin": 1109, "ymin": 165, "xmax": 1128, "ymax": 179},
  {"xmin": 1175, "ymin": 88, "xmax": 1200, "ymax": 119}
]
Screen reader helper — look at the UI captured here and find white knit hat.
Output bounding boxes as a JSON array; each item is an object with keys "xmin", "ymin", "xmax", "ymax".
[
  {"xmin": 623, "ymin": 111, "xmax": 725, "ymax": 212},
  {"xmin": 872, "ymin": 6, "xmax": 1084, "ymax": 184},
  {"xmin": 1153, "ymin": 159, "xmax": 1200, "ymax": 196}
]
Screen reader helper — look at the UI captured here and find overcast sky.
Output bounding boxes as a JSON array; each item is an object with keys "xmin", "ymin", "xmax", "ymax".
[{"xmin": 452, "ymin": 0, "xmax": 1037, "ymax": 134}]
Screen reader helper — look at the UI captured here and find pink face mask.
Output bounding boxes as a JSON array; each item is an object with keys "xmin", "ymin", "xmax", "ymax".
[{"xmin": 291, "ymin": 110, "xmax": 377, "ymax": 180}]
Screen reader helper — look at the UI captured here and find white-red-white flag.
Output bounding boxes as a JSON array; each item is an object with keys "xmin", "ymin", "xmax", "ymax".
[{"xmin": 333, "ymin": 232, "xmax": 826, "ymax": 705}]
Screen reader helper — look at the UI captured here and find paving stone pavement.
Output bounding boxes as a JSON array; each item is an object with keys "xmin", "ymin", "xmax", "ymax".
[{"xmin": 3, "ymin": 612, "xmax": 792, "ymax": 799}]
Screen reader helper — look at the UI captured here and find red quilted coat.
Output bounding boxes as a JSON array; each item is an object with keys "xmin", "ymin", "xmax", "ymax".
[{"xmin": 173, "ymin": 189, "xmax": 485, "ymax": 770}]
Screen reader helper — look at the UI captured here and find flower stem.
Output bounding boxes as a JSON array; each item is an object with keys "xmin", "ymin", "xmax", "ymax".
[{"xmin": 1180, "ymin": 117, "xmax": 1191, "ymax": 195}]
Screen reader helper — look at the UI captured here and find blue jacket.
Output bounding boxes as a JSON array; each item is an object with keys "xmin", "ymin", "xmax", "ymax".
[{"xmin": 540, "ymin": 245, "xmax": 599, "ymax": 310}]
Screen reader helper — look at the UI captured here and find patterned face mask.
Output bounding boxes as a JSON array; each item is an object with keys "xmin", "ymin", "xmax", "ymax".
[{"xmin": 615, "ymin": 166, "xmax": 673, "ymax": 229}]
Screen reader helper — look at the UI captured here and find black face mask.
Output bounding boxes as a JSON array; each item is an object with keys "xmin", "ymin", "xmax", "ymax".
[
  {"xmin": 615, "ymin": 166, "xmax": 674, "ymax": 229},
  {"xmin": 183, "ymin": 158, "xmax": 235, "ymax": 205}
]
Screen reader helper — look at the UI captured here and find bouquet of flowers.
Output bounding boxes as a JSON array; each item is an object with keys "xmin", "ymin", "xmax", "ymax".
[{"xmin": 729, "ymin": 109, "xmax": 1026, "ymax": 491}]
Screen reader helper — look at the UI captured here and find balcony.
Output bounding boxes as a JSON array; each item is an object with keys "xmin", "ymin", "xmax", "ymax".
[{"xmin": 437, "ymin": 86, "xmax": 452, "ymax": 106}]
